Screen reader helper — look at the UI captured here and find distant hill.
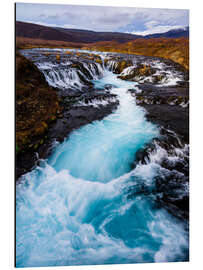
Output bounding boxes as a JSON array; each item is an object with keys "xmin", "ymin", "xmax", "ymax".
[
  {"xmin": 16, "ymin": 21, "xmax": 143, "ymax": 44},
  {"xmin": 145, "ymin": 27, "xmax": 189, "ymax": 39},
  {"xmin": 16, "ymin": 21, "xmax": 189, "ymax": 44}
]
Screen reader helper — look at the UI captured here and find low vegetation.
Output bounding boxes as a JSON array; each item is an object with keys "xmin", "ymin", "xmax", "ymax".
[
  {"xmin": 16, "ymin": 52, "xmax": 61, "ymax": 153},
  {"xmin": 16, "ymin": 37, "xmax": 86, "ymax": 50},
  {"xmin": 83, "ymin": 38, "xmax": 189, "ymax": 70}
]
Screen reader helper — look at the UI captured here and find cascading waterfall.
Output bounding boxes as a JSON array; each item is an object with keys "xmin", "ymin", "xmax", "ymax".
[
  {"xmin": 16, "ymin": 49, "xmax": 189, "ymax": 267},
  {"xmin": 38, "ymin": 62, "xmax": 104, "ymax": 90},
  {"xmin": 105, "ymin": 59, "xmax": 118, "ymax": 72},
  {"xmin": 43, "ymin": 68, "xmax": 84, "ymax": 89},
  {"xmin": 19, "ymin": 50, "xmax": 105, "ymax": 90}
]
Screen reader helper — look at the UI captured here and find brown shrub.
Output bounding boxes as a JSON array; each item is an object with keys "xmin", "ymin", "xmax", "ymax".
[{"xmin": 83, "ymin": 38, "xmax": 189, "ymax": 70}]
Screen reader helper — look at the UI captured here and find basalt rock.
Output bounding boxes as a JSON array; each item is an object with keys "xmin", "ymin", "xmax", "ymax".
[
  {"xmin": 104, "ymin": 84, "xmax": 117, "ymax": 90},
  {"xmin": 128, "ymin": 83, "xmax": 189, "ymax": 143},
  {"xmin": 16, "ymin": 52, "xmax": 62, "ymax": 178},
  {"xmin": 118, "ymin": 64, "xmax": 157, "ymax": 81},
  {"xmin": 104, "ymin": 57, "xmax": 133, "ymax": 74},
  {"xmin": 133, "ymin": 128, "xmax": 189, "ymax": 221},
  {"xmin": 136, "ymin": 95, "xmax": 189, "ymax": 107},
  {"xmin": 115, "ymin": 60, "xmax": 133, "ymax": 74}
]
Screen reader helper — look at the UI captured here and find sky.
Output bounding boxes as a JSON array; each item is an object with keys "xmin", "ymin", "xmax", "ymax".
[{"xmin": 16, "ymin": 3, "xmax": 189, "ymax": 35}]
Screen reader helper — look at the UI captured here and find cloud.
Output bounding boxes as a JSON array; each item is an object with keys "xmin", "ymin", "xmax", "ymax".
[
  {"xmin": 16, "ymin": 3, "xmax": 189, "ymax": 33},
  {"xmin": 145, "ymin": 20, "xmax": 159, "ymax": 29}
]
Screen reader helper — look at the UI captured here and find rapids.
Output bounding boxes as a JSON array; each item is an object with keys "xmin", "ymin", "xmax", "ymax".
[{"xmin": 16, "ymin": 49, "xmax": 189, "ymax": 267}]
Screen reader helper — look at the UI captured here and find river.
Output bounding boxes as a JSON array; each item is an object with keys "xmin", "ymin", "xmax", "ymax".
[{"xmin": 16, "ymin": 49, "xmax": 189, "ymax": 267}]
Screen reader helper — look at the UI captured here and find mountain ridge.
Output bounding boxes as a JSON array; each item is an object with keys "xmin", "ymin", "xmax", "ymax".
[
  {"xmin": 16, "ymin": 21, "xmax": 189, "ymax": 44},
  {"xmin": 16, "ymin": 21, "xmax": 142, "ymax": 43}
]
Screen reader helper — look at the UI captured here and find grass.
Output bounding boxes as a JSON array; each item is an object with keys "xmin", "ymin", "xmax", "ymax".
[
  {"xmin": 83, "ymin": 38, "xmax": 189, "ymax": 70},
  {"xmin": 16, "ymin": 37, "xmax": 189, "ymax": 70},
  {"xmin": 16, "ymin": 37, "xmax": 87, "ymax": 50}
]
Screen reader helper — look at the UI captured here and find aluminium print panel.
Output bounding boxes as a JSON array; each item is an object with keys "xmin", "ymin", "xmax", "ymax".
[{"xmin": 15, "ymin": 2, "xmax": 189, "ymax": 267}]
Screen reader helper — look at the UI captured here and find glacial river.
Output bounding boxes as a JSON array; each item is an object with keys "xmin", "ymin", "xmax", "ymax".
[{"xmin": 16, "ymin": 49, "xmax": 189, "ymax": 267}]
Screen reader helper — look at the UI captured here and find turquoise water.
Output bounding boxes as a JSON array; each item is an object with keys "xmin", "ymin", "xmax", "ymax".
[
  {"xmin": 16, "ymin": 71, "xmax": 188, "ymax": 267},
  {"xmin": 49, "ymin": 72, "xmax": 157, "ymax": 182}
]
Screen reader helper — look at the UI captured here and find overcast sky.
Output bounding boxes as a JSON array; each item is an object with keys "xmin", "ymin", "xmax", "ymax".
[{"xmin": 16, "ymin": 3, "xmax": 189, "ymax": 35}]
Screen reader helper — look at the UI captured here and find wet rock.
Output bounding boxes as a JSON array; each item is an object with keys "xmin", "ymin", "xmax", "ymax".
[
  {"xmin": 104, "ymin": 84, "xmax": 117, "ymax": 90},
  {"xmin": 127, "ymin": 83, "xmax": 189, "ymax": 143},
  {"xmin": 56, "ymin": 54, "xmax": 60, "ymax": 60},
  {"xmin": 95, "ymin": 58, "xmax": 102, "ymax": 64},
  {"xmin": 151, "ymin": 74, "xmax": 165, "ymax": 83},
  {"xmin": 115, "ymin": 60, "xmax": 133, "ymax": 74},
  {"xmin": 154, "ymin": 171, "xmax": 189, "ymax": 220},
  {"xmin": 133, "ymin": 126, "xmax": 189, "ymax": 221},
  {"xmin": 135, "ymin": 148, "xmax": 148, "ymax": 164},
  {"xmin": 143, "ymin": 104, "xmax": 189, "ymax": 144},
  {"xmin": 104, "ymin": 57, "xmax": 133, "ymax": 74},
  {"xmin": 118, "ymin": 64, "xmax": 157, "ymax": 81}
]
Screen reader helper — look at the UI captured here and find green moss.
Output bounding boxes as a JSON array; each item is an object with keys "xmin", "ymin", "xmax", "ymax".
[
  {"xmin": 40, "ymin": 139, "xmax": 44, "ymax": 145},
  {"xmin": 34, "ymin": 143, "xmax": 39, "ymax": 150},
  {"xmin": 35, "ymin": 121, "xmax": 48, "ymax": 136},
  {"xmin": 16, "ymin": 144, "xmax": 20, "ymax": 154}
]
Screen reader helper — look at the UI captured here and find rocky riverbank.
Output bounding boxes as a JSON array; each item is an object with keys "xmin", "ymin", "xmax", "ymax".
[
  {"xmin": 129, "ymin": 84, "xmax": 189, "ymax": 221},
  {"xmin": 103, "ymin": 52, "xmax": 189, "ymax": 144},
  {"xmin": 16, "ymin": 52, "xmax": 61, "ymax": 178},
  {"xmin": 129, "ymin": 84, "xmax": 189, "ymax": 144}
]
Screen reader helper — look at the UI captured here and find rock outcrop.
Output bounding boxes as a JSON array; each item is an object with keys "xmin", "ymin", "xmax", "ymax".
[
  {"xmin": 118, "ymin": 64, "xmax": 156, "ymax": 81},
  {"xmin": 132, "ymin": 84, "xmax": 189, "ymax": 144},
  {"xmin": 16, "ymin": 52, "xmax": 61, "ymax": 176}
]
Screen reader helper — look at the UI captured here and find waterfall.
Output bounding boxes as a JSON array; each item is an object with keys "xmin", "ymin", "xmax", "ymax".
[
  {"xmin": 105, "ymin": 59, "xmax": 118, "ymax": 72},
  {"xmin": 41, "ymin": 68, "xmax": 83, "ymax": 89},
  {"xmin": 35, "ymin": 60, "xmax": 104, "ymax": 91}
]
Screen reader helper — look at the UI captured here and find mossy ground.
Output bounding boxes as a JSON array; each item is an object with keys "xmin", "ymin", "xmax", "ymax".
[{"xmin": 16, "ymin": 52, "xmax": 62, "ymax": 154}]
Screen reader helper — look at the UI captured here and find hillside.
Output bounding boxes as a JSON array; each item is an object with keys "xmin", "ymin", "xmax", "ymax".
[
  {"xmin": 145, "ymin": 27, "xmax": 189, "ymax": 39},
  {"xmin": 16, "ymin": 52, "xmax": 61, "ymax": 178},
  {"xmin": 16, "ymin": 21, "xmax": 189, "ymax": 44},
  {"xmin": 83, "ymin": 38, "xmax": 189, "ymax": 70},
  {"xmin": 16, "ymin": 21, "xmax": 142, "ymax": 44},
  {"xmin": 16, "ymin": 37, "xmax": 86, "ymax": 50}
]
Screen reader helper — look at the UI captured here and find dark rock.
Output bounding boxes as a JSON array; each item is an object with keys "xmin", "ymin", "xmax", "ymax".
[
  {"xmin": 118, "ymin": 64, "xmax": 157, "ymax": 81},
  {"xmin": 16, "ymin": 52, "xmax": 61, "ymax": 179},
  {"xmin": 104, "ymin": 84, "xmax": 117, "ymax": 90},
  {"xmin": 143, "ymin": 104, "xmax": 189, "ymax": 143}
]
